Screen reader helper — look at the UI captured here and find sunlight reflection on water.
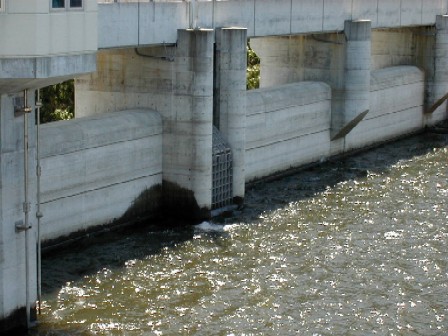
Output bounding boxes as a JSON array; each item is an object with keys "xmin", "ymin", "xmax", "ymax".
[{"xmin": 35, "ymin": 133, "xmax": 448, "ymax": 336}]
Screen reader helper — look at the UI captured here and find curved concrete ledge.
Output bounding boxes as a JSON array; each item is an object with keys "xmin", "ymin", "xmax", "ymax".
[
  {"xmin": 371, "ymin": 66, "xmax": 424, "ymax": 91},
  {"xmin": 41, "ymin": 109, "xmax": 162, "ymax": 157},
  {"xmin": 40, "ymin": 109, "xmax": 163, "ymax": 241},
  {"xmin": 246, "ymin": 81, "xmax": 331, "ymax": 182}
]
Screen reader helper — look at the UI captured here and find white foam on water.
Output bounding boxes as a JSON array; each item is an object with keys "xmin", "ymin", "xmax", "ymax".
[
  {"xmin": 194, "ymin": 221, "xmax": 238, "ymax": 233},
  {"xmin": 194, "ymin": 221, "xmax": 225, "ymax": 232}
]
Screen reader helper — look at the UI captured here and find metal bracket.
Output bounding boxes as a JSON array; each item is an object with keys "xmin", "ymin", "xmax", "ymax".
[
  {"xmin": 14, "ymin": 106, "xmax": 32, "ymax": 117},
  {"xmin": 23, "ymin": 202, "xmax": 31, "ymax": 213},
  {"xmin": 15, "ymin": 220, "xmax": 31, "ymax": 233}
]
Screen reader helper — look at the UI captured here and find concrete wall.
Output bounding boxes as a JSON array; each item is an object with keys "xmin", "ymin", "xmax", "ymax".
[
  {"xmin": 0, "ymin": 92, "xmax": 37, "ymax": 331},
  {"xmin": 39, "ymin": 109, "xmax": 163, "ymax": 242},
  {"xmin": 346, "ymin": 66, "xmax": 425, "ymax": 150},
  {"xmin": 251, "ymin": 27, "xmax": 426, "ymax": 87},
  {"xmin": 250, "ymin": 34, "xmax": 345, "ymax": 88},
  {"xmin": 76, "ymin": 29, "xmax": 215, "ymax": 219},
  {"xmin": 98, "ymin": 0, "xmax": 448, "ymax": 49},
  {"xmin": 214, "ymin": 28, "xmax": 247, "ymax": 204},
  {"xmin": 245, "ymin": 82, "xmax": 331, "ymax": 182},
  {"xmin": 251, "ymin": 24, "xmax": 447, "ymax": 128},
  {"xmin": 371, "ymin": 29, "xmax": 416, "ymax": 70},
  {"xmin": 245, "ymin": 66, "xmax": 426, "ymax": 182}
]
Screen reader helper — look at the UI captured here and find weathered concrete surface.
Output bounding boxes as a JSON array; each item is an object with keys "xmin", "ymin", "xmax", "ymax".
[
  {"xmin": 245, "ymin": 66, "xmax": 426, "ymax": 182},
  {"xmin": 346, "ymin": 66, "xmax": 425, "ymax": 150},
  {"xmin": 98, "ymin": 0, "xmax": 447, "ymax": 49},
  {"xmin": 0, "ymin": 92, "xmax": 37, "ymax": 332},
  {"xmin": 214, "ymin": 28, "xmax": 247, "ymax": 204},
  {"xmin": 428, "ymin": 15, "xmax": 448, "ymax": 122},
  {"xmin": 331, "ymin": 20, "xmax": 371, "ymax": 140},
  {"xmin": 250, "ymin": 33, "xmax": 346, "ymax": 89},
  {"xmin": 251, "ymin": 20, "xmax": 372, "ymax": 141},
  {"xmin": 40, "ymin": 110, "xmax": 163, "ymax": 242},
  {"xmin": 369, "ymin": 24, "xmax": 446, "ymax": 123},
  {"xmin": 76, "ymin": 29, "xmax": 215, "ymax": 219},
  {"xmin": 245, "ymin": 82, "xmax": 332, "ymax": 182},
  {"xmin": 0, "ymin": 54, "xmax": 97, "ymax": 94}
]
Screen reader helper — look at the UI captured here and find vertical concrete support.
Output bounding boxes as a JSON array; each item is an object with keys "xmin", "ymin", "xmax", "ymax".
[
  {"xmin": 163, "ymin": 29, "xmax": 214, "ymax": 220},
  {"xmin": 0, "ymin": 93, "xmax": 37, "ymax": 333},
  {"xmin": 214, "ymin": 28, "xmax": 247, "ymax": 206},
  {"xmin": 427, "ymin": 15, "xmax": 448, "ymax": 121},
  {"xmin": 331, "ymin": 20, "xmax": 371, "ymax": 140}
]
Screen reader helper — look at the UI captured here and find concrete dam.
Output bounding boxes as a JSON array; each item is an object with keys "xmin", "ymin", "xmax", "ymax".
[{"xmin": 1, "ymin": 0, "xmax": 448, "ymax": 332}]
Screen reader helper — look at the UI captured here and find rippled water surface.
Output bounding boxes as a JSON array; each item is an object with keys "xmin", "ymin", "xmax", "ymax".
[{"xmin": 34, "ymin": 133, "xmax": 448, "ymax": 335}]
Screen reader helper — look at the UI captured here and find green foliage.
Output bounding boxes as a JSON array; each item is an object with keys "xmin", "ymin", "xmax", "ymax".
[
  {"xmin": 40, "ymin": 80, "xmax": 75, "ymax": 123},
  {"xmin": 247, "ymin": 44, "xmax": 260, "ymax": 90}
]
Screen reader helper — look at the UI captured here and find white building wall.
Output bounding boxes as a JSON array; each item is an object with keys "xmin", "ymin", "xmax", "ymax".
[{"xmin": 0, "ymin": 0, "xmax": 97, "ymax": 57}]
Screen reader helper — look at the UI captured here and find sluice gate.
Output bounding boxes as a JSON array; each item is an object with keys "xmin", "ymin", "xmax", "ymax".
[{"xmin": 212, "ymin": 127, "xmax": 233, "ymax": 210}]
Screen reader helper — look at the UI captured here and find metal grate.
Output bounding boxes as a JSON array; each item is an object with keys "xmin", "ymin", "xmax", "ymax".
[{"xmin": 212, "ymin": 127, "xmax": 233, "ymax": 210}]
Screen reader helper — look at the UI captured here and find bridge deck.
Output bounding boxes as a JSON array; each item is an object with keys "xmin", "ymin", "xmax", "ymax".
[{"xmin": 98, "ymin": 0, "xmax": 447, "ymax": 49}]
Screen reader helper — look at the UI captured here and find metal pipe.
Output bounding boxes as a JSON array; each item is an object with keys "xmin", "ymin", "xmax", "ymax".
[
  {"xmin": 212, "ymin": 0, "xmax": 215, "ymax": 29},
  {"xmin": 190, "ymin": 0, "xmax": 196, "ymax": 29},
  {"xmin": 23, "ymin": 89, "xmax": 32, "ymax": 328},
  {"xmin": 35, "ymin": 90, "xmax": 43, "ymax": 315}
]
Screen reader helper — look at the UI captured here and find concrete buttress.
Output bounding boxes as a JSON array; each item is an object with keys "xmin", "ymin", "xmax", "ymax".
[
  {"xmin": 163, "ymin": 29, "xmax": 215, "ymax": 219},
  {"xmin": 428, "ymin": 15, "xmax": 448, "ymax": 121},
  {"xmin": 0, "ymin": 92, "xmax": 37, "ymax": 332},
  {"xmin": 331, "ymin": 20, "xmax": 371, "ymax": 140},
  {"xmin": 214, "ymin": 28, "xmax": 247, "ymax": 205}
]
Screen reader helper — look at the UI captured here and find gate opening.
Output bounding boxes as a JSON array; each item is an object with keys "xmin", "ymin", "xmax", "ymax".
[{"xmin": 212, "ymin": 127, "xmax": 233, "ymax": 210}]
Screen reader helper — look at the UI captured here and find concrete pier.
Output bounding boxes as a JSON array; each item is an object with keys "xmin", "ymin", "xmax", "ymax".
[
  {"xmin": 0, "ymin": 92, "xmax": 37, "ymax": 331},
  {"xmin": 429, "ymin": 15, "xmax": 448, "ymax": 121},
  {"xmin": 164, "ymin": 29, "xmax": 214, "ymax": 219},
  {"xmin": 331, "ymin": 20, "xmax": 371, "ymax": 140},
  {"xmin": 214, "ymin": 28, "xmax": 247, "ymax": 205},
  {"xmin": 76, "ymin": 29, "xmax": 215, "ymax": 220}
]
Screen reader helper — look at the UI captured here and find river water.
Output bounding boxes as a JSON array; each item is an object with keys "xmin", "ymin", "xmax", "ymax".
[{"xmin": 33, "ymin": 132, "xmax": 447, "ymax": 336}]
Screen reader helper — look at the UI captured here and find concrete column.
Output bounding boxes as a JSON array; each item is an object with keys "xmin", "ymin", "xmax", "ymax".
[
  {"xmin": 427, "ymin": 15, "xmax": 448, "ymax": 122},
  {"xmin": 162, "ymin": 29, "xmax": 214, "ymax": 220},
  {"xmin": 214, "ymin": 28, "xmax": 247, "ymax": 206},
  {"xmin": 0, "ymin": 92, "xmax": 37, "ymax": 333},
  {"xmin": 331, "ymin": 20, "xmax": 371, "ymax": 140}
]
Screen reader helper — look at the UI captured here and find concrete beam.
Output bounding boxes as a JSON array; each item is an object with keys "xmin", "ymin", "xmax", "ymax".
[
  {"xmin": 0, "ymin": 53, "xmax": 96, "ymax": 94},
  {"xmin": 98, "ymin": 0, "xmax": 448, "ymax": 49}
]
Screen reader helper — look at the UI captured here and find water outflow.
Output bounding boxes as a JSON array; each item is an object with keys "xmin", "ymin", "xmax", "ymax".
[{"xmin": 36, "ymin": 133, "xmax": 448, "ymax": 335}]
